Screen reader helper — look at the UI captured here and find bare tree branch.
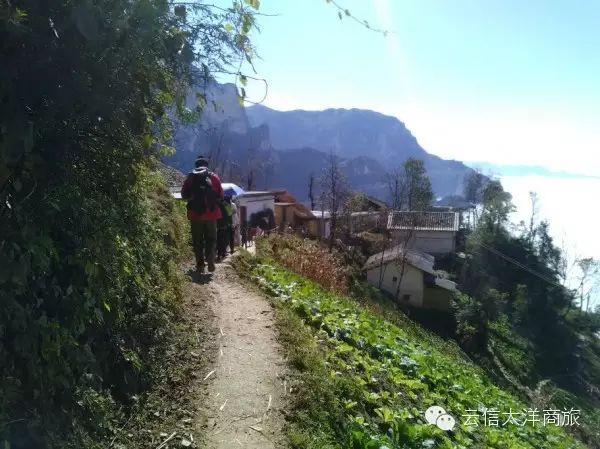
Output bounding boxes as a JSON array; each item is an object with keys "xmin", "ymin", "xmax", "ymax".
[{"xmin": 326, "ymin": 0, "xmax": 391, "ymax": 36}]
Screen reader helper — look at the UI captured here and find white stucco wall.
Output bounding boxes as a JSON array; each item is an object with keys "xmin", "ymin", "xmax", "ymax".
[
  {"xmin": 391, "ymin": 230, "xmax": 456, "ymax": 255},
  {"xmin": 366, "ymin": 262, "xmax": 424, "ymax": 308},
  {"xmin": 306, "ymin": 218, "xmax": 331, "ymax": 238},
  {"xmin": 237, "ymin": 196, "xmax": 275, "ymax": 220}
]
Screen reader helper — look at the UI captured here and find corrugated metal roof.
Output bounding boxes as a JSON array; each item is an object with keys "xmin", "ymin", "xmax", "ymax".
[
  {"xmin": 434, "ymin": 277, "xmax": 457, "ymax": 291},
  {"xmin": 363, "ymin": 245, "xmax": 435, "ymax": 274},
  {"xmin": 239, "ymin": 191, "xmax": 274, "ymax": 198},
  {"xmin": 311, "ymin": 210, "xmax": 331, "ymax": 219},
  {"xmin": 387, "ymin": 211, "xmax": 459, "ymax": 232},
  {"xmin": 363, "ymin": 245, "xmax": 456, "ymax": 292}
]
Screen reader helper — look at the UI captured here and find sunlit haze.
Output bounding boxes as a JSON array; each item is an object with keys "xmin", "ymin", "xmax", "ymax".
[{"xmin": 238, "ymin": 0, "xmax": 600, "ymax": 176}]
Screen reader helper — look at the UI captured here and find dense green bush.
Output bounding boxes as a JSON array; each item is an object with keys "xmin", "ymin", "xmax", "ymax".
[
  {"xmin": 455, "ymin": 181, "xmax": 600, "ymax": 446},
  {"xmin": 1, "ymin": 162, "xmax": 188, "ymax": 446},
  {"xmin": 0, "ymin": 1, "xmax": 257, "ymax": 446}
]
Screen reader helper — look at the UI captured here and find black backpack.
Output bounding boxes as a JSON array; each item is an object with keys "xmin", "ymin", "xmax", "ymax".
[{"xmin": 187, "ymin": 169, "xmax": 218, "ymax": 214}]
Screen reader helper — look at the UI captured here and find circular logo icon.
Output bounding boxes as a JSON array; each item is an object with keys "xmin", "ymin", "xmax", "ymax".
[
  {"xmin": 425, "ymin": 406, "xmax": 447, "ymax": 425},
  {"xmin": 436, "ymin": 413, "xmax": 456, "ymax": 431}
]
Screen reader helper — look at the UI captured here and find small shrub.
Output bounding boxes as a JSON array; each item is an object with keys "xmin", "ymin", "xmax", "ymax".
[{"xmin": 257, "ymin": 234, "xmax": 352, "ymax": 294}]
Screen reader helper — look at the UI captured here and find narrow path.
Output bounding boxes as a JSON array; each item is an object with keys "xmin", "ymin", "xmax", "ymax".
[{"xmin": 187, "ymin": 258, "xmax": 288, "ymax": 448}]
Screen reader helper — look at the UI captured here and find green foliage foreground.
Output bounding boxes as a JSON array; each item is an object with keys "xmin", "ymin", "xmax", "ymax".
[
  {"xmin": 238, "ymin": 254, "xmax": 586, "ymax": 449},
  {"xmin": 0, "ymin": 0, "xmax": 258, "ymax": 446}
]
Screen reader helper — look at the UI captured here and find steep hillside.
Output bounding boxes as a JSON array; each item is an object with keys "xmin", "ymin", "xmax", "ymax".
[{"xmin": 236, "ymin": 252, "xmax": 587, "ymax": 449}]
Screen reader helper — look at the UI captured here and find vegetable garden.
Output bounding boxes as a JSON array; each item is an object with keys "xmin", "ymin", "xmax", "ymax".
[{"xmin": 240, "ymin": 255, "xmax": 586, "ymax": 449}]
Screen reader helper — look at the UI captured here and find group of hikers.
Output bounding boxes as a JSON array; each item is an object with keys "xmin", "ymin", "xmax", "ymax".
[{"xmin": 180, "ymin": 156, "xmax": 240, "ymax": 273}]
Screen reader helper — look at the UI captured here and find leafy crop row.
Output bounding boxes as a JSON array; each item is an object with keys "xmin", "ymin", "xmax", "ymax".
[{"xmin": 246, "ymin": 258, "xmax": 586, "ymax": 449}]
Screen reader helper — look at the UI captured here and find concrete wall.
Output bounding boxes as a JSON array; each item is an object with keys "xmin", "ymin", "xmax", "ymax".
[
  {"xmin": 237, "ymin": 196, "xmax": 274, "ymax": 222},
  {"xmin": 391, "ymin": 230, "xmax": 456, "ymax": 255},
  {"xmin": 366, "ymin": 263, "xmax": 424, "ymax": 308},
  {"xmin": 306, "ymin": 218, "xmax": 331, "ymax": 239},
  {"xmin": 274, "ymin": 204, "xmax": 287, "ymax": 228},
  {"xmin": 422, "ymin": 286, "xmax": 453, "ymax": 312}
]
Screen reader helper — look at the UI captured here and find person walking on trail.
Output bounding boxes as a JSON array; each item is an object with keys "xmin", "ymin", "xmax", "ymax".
[
  {"xmin": 216, "ymin": 197, "xmax": 230, "ymax": 261},
  {"xmin": 229, "ymin": 197, "xmax": 239, "ymax": 253},
  {"xmin": 240, "ymin": 221, "xmax": 248, "ymax": 249},
  {"xmin": 181, "ymin": 156, "xmax": 224, "ymax": 273},
  {"xmin": 221, "ymin": 195, "xmax": 237, "ymax": 257}
]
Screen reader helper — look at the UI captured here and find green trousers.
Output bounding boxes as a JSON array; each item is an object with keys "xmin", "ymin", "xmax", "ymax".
[{"xmin": 190, "ymin": 220, "xmax": 217, "ymax": 266}]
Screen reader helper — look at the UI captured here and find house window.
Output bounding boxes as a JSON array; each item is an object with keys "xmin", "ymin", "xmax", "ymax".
[
  {"xmin": 402, "ymin": 294, "xmax": 411, "ymax": 302},
  {"xmin": 392, "ymin": 276, "xmax": 398, "ymax": 283}
]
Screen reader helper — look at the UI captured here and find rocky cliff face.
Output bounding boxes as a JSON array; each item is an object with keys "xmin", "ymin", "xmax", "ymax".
[
  {"xmin": 165, "ymin": 81, "xmax": 475, "ymax": 201},
  {"xmin": 246, "ymin": 105, "xmax": 425, "ymax": 164},
  {"xmin": 166, "ymin": 79, "xmax": 272, "ymax": 177},
  {"xmin": 182, "ymin": 80, "xmax": 249, "ymax": 134},
  {"xmin": 246, "ymin": 104, "xmax": 474, "ymax": 197}
]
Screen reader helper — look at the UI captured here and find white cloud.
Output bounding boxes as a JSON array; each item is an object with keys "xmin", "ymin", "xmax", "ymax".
[{"xmin": 393, "ymin": 103, "xmax": 600, "ymax": 176}]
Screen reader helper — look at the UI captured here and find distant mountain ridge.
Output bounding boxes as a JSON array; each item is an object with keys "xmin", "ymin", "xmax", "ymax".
[
  {"xmin": 165, "ymin": 80, "xmax": 479, "ymax": 202},
  {"xmin": 247, "ymin": 105, "xmax": 425, "ymax": 163},
  {"xmin": 246, "ymin": 104, "xmax": 475, "ymax": 197}
]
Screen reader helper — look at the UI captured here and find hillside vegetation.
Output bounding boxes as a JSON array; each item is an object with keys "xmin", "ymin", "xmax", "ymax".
[
  {"xmin": 455, "ymin": 180, "xmax": 600, "ymax": 447},
  {"xmin": 0, "ymin": 1, "xmax": 258, "ymax": 446},
  {"xmin": 250, "ymin": 165, "xmax": 600, "ymax": 448},
  {"xmin": 235, "ymin": 252, "xmax": 585, "ymax": 448}
]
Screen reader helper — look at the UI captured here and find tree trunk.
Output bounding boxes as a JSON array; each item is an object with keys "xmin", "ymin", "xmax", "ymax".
[
  {"xmin": 394, "ymin": 254, "xmax": 408, "ymax": 301},
  {"xmin": 378, "ymin": 246, "xmax": 386, "ymax": 288},
  {"xmin": 308, "ymin": 174, "xmax": 315, "ymax": 210}
]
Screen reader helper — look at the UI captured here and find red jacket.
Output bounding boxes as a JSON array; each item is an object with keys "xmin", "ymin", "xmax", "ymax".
[{"xmin": 181, "ymin": 171, "xmax": 224, "ymax": 221}]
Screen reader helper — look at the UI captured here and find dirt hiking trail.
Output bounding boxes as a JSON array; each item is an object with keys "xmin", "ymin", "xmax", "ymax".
[{"xmin": 187, "ymin": 258, "xmax": 288, "ymax": 448}]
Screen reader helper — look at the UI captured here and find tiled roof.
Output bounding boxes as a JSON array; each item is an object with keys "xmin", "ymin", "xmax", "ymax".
[
  {"xmin": 387, "ymin": 211, "xmax": 459, "ymax": 232},
  {"xmin": 364, "ymin": 196, "xmax": 388, "ymax": 210}
]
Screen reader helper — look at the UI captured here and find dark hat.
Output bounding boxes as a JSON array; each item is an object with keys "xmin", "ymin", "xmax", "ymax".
[{"xmin": 195, "ymin": 156, "xmax": 209, "ymax": 168}]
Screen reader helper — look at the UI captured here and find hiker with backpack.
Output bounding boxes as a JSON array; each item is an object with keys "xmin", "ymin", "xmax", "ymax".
[{"xmin": 181, "ymin": 156, "xmax": 224, "ymax": 273}]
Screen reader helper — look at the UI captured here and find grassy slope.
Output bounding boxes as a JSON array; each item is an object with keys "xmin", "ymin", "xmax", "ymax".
[{"xmin": 235, "ymin": 253, "xmax": 586, "ymax": 449}]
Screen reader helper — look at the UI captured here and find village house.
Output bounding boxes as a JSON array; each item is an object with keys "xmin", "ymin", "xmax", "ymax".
[
  {"xmin": 355, "ymin": 195, "xmax": 388, "ymax": 212},
  {"xmin": 270, "ymin": 189, "xmax": 332, "ymax": 239},
  {"xmin": 236, "ymin": 190, "xmax": 276, "ymax": 229},
  {"xmin": 345, "ymin": 211, "xmax": 386, "ymax": 234},
  {"xmin": 387, "ymin": 211, "xmax": 460, "ymax": 256},
  {"xmin": 342, "ymin": 195, "xmax": 388, "ymax": 234},
  {"xmin": 363, "ymin": 245, "xmax": 457, "ymax": 311},
  {"xmin": 308, "ymin": 210, "xmax": 331, "ymax": 239},
  {"xmin": 272, "ymin": 189, "xmax": 313, "ymax": 229}
]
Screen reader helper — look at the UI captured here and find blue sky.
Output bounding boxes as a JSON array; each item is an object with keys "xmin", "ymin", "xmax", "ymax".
[{"xmin": 229, "ymin": 0, "xmax": 600, "ymax": 175}]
